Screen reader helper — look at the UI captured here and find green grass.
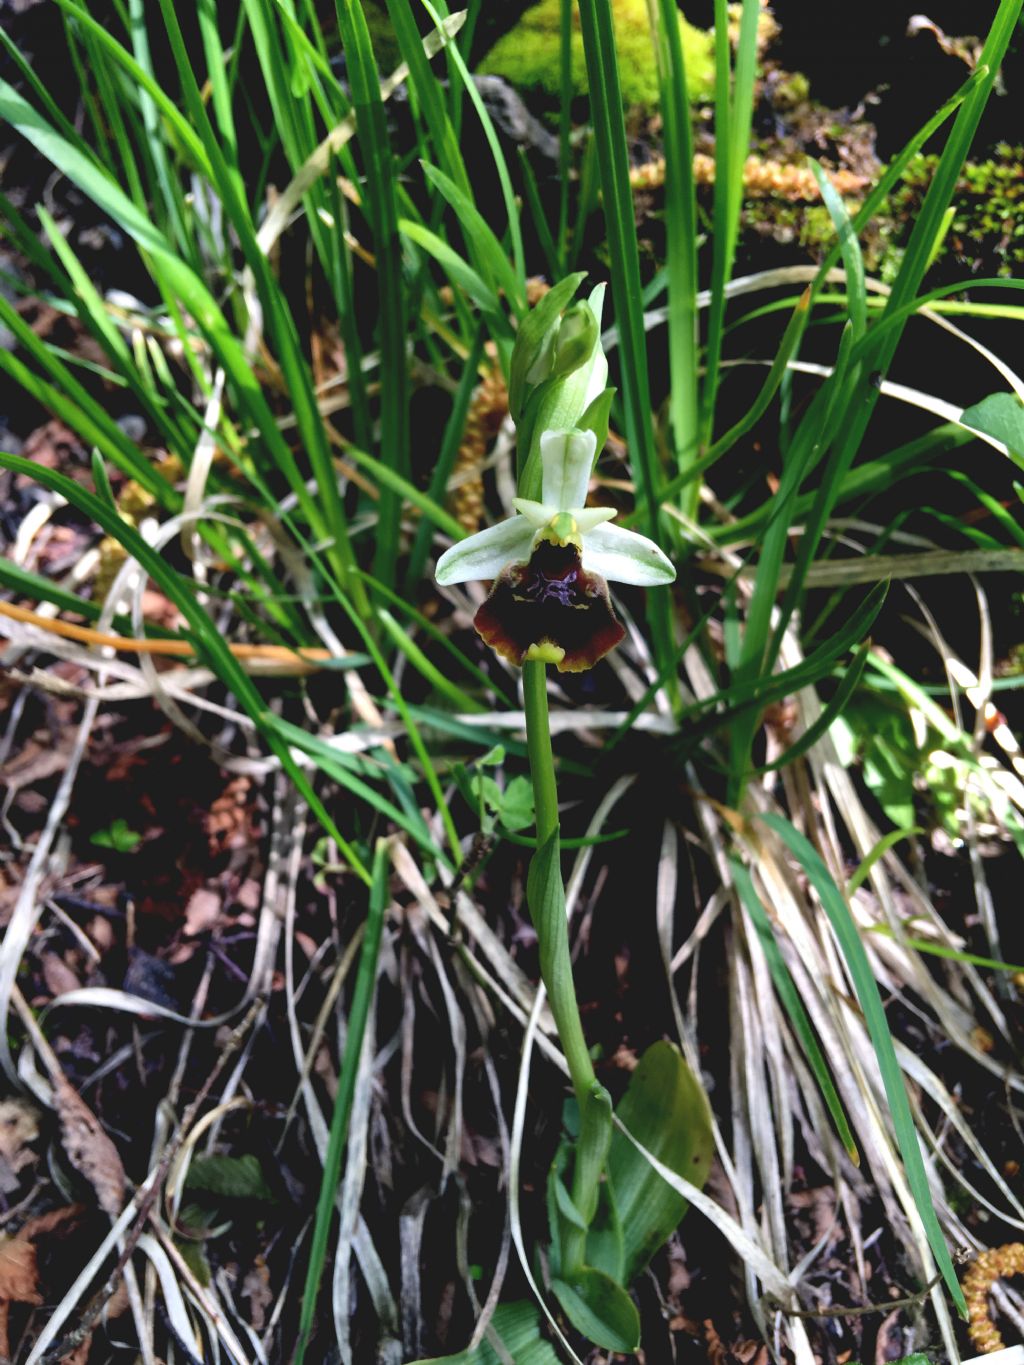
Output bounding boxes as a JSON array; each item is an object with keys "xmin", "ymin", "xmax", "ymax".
[{"xmin": 2, "ymin": 0, "xmax": 1023, "ymax": 1357}]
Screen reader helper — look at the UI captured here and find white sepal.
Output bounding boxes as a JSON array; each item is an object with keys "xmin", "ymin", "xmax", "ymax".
[
  {"xmin": 539, "ymin": 428, "xmax": 597, "ymax": 511},
  {"xmin": 435, "ymin": 516, "xmax": 534, "ymax": 585},
  {"xmin": 581, "ymin": 521, "xmax": 676, "ymax": 586},
  {"xmin": 511, "ymin": 498, "xmax": 558, "ymax": 529},
  {"xmin": 574, "ymin": 507, "xmax": 617, "ymax": 533}
]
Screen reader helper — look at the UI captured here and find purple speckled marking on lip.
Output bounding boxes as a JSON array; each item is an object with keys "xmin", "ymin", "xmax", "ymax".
[{"xmin": 522, "ymin": 567, "xmax": 580, "ymax": 607}]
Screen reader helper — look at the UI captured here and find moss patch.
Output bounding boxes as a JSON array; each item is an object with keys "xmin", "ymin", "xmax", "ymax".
[{"xmin": 477, "ymin": 0, "xmax": 715, "ymax": 108}]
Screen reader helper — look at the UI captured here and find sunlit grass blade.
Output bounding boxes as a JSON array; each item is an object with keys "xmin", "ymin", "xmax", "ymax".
[
  {"xmin": 775, "ymin": 0, "xmax": 1021, "ymax": 651},
  {"xmin": 751, "ymin": 639, "xmax": 871, "ymax": 776},
  {"xmin": 263, "ymin": 715, "xmax": 443, "ymax": 861},
  {"xmin": 731, "ymin": 858, "xmax": 859, "ymax": 1163},
  {"xmin": 759, "ymin": 813, "xmax": 967, "ymax": 1316},
  {"xmin": 335, "ymin": 0, "xmax": 409, "ymax": 590},
  {"xmin": 127, "ymin": 0, "xmax": 191, "ymax": 253},
  {"xmin": 575, "ymin": 0, "xmax": 660, "ymax": 534},
  {"xmin": 376, "ymin": 609, "xmax": 482, "ymax": 713},
  {"xmin": 336, "ymin": 439, "xmax": 467, "ymax": 542},
  {"xmin": 650, "ymin": 0, "xmax": 700, "ymax": 517},
  {"xmin": 421, "ymin": 161, "xmax": 524, "ymax": 319},
  {"xmin": 701, "ymin": 0, "xmax": 760, "ymax": 442},
  {"xmin": 704, "ymin": 287, "xmax": 810, "ymax": 463}
]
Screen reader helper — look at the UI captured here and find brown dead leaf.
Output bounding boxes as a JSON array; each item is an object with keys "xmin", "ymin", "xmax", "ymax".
[
  {"xmin": 184, "ymin": 887, "xmax": 222, "ymax": 937},
  {"xmin": 16, "ymin": 1204, "xmax": 84, "ymax": 1242},
  {"xmin": 59, "ymin": 1336, "xmax": 92, "ymax": 1365},
  {"xmin": 41, "ymin": 952, "xmax": 82, "ymax": 999},
  {"xmin": 0, "ymin": 1237, "xmax": 41, "ymax": 1304},
  {"xmin": 53, "ymin": 1074, "xmax": 125, "ymax": 1217},
  {"xmin": 205, "ymin": 776, "xmax": 255, "ymax": 854},
  {"xmin": 1, "ymin": 730, "xmax": 74, "ymax": 797},
  {"xmin": 242, "ymin": 1256, "xmax": 273, "ymax": 1332},
  {"xmin": 0, "ymin": 1097, "xmax": 40, "ymax": 1193},
  {"xmin": 16, "ymin": 418, "xmax": 89, "ymax": 484}
]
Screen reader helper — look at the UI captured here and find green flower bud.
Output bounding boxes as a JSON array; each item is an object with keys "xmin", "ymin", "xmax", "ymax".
[{"xmin": 550, "ymin": 301, "xmax": 599, "ymax": 381}]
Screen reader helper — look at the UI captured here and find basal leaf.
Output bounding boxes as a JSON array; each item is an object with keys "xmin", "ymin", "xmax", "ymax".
[
  {"xmin": 605, "ymin": 1041, "xmax": 713, "ymax": 1283},
  {"xmin": 185, "ymin": 1154, "xmax": 275, "ymax": 1202},
  {"xmin": 411, "ymin": 1301, "xmax": 561, "ymax": 1365},
  {"xmin": 551, "ymin": 1266, "xmax": 640, "ymax": 1352},
  {"xmin": 962, "ymin": 391, "xmax": 1024, "ymax": 459}
]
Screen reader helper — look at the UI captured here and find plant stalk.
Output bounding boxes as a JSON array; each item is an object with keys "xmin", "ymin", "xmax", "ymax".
[{"xmin": 523, "ymin": 659, "xmax": 610, "ymax": 1277}]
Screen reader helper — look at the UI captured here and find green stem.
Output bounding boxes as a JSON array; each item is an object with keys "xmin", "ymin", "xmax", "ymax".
[
  {"xmin": 522, "ymin": 660, "xmax": 594, "ymax": 1103},
  {"xmin": 524, "ymin": 659, "xmax": 560, "ymax": 846},
  {"xmin": 523, "ymin": 660, "xmax": 610, "ymax": 1278}
]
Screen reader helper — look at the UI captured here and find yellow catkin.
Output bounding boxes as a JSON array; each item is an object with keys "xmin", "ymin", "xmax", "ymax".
[
  {"xmin": 448, "ymin": 279, "xmax": 550, "ymax": 535},
  {"xmin": 94, "ymin": 454, "xmax": 184, "ymax": 601},
  {"xmin": 963, "ymin": 1242, "xmax": 1024, "ymax": 1353},
  {"xmin": 450, "ymin": 362, "xmax": 509, "ymax": 535},
  {"xmin": 629, "ymin": 152, "xmax": 869, "ymax": 202}
]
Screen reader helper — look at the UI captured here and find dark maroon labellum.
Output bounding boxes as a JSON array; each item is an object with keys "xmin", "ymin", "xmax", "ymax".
[{"xmin": 473, "ymin": 539, "xmax": 626, "ymax": 672}]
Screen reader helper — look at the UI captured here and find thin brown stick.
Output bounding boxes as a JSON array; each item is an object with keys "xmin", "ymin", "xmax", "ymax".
[
  {"xmin": 763, "ymin": 1270, "xmax": 944, "ymax": 1320},
  {"xmin": 0, "ymin": 598, "xmax": 332, "ymax": 672}
]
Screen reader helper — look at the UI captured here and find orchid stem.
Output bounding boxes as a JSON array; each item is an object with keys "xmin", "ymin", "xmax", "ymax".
[
  {"xmin": 523, "ymin": 659, "xmax": 609, "ymax": 1278},
  {"xmin": 523, "ymin": 659, "xmax": 594, "ymax": 1103}
]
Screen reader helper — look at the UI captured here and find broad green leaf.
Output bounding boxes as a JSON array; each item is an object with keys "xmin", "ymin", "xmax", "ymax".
[
  {"xmin": 551, "ymin": 1267, "xmax": 640, "ymax": 1352},
  {"xmin": 606, "ymin": 1041, "xmax": 713, "ymax": 1282},
  {"xmin": 185, "ymin": 1154, "xmax": 274, "ymax": 1202},
  {"xmin": 848, "ymin": 1356, "xmax": 930, "ymax": 1365},
  {"xmin": 90, "ymin": 818, "xmax": 142, "ymax": 853},
  {"xmin": 499, "ymin": 776, "xmax": 535, "ymax": 833},
  {"xmin": 962, "ymin": 391, "xmax": 1024, "ymax": 459},
  {"xmin": 581, "ymin": 1177, "xmax": 625, "ymax": 1284},
  {"xmin": 410, "ymin": 1301, "xmax": 560, "ymax": 1365}
]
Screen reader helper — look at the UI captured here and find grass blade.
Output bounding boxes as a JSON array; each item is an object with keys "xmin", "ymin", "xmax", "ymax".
[
  {"xmin": 759, "ymin": 813, "xmax": 967, "ymax": 1315},
  {"xmin": 294, "ymin": 838, "xmax": 389, "ymax": 1364},
  {"xmin": 731, "ymin": 858, "xmax": 858, "ymax": 1162}
]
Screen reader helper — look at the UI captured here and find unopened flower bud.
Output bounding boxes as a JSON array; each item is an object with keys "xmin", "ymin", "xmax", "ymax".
[{"xmin": 550, "ymin": 302, "xmax": 599, "ymax": 381}]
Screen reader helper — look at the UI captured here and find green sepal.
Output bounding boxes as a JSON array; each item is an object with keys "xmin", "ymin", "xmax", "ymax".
[
  {"xmin": 509, "ymin": 272, "xmax": 586, "ymax": 422},
  {"xmin": 550, "ymin": 301, "xmax": 599, "ymax": 382},
  {"xmin": 550, "ymin": 1268, "xmax": 640, "ymax": 1353},
  {"xmin": 576, "ymin": 386, "xmax": 616, "ymax": 464}
]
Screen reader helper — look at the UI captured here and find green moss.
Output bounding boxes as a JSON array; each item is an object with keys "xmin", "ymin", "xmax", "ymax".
[
  {"xmin": 477, "ymin": 0, "xmax": 715, "ymax": 108},
  {"xmin": 739, "ymin": 145, "xmax": 1024, "ymax": 279},
  {"xmin": 360, "ymin": 0, "xmax": 401, "ymax": 71}
]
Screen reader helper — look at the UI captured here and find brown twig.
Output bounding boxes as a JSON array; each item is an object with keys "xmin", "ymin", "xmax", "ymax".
[
  {"xmin": 0, "ymin": 599, "xmax": 332, "ymax": 674},
  {"xmin": 763, "ymin": 1270, "xmax": 943, "ymax": 1320}
]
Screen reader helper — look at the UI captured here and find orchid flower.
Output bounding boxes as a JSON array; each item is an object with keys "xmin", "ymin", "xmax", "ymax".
[{"xmin": 436, "ymin": 428, "xmax": 675, "ymax": 672}]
